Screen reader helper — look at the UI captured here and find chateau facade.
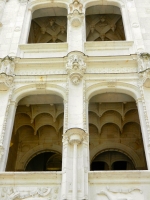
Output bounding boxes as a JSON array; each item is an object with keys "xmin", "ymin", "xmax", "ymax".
[{"xmin": 0, "ymin": 0, "xmax": 150, "ymax": 199}]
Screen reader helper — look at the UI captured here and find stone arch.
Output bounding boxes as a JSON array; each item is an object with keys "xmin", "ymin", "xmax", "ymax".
[
  {"xmin": 86, "ymin": 82, "xmax": 140, "ymax": 101},
  {"xmin": 84, "ymin": 0, "xmax": 125, "ymax": 9},
  {"xmin": 16, "ymin": 144, "xmax": 62, "ymax": 171},
  {"xmin": 3, "ymin": 84, "xmax": 65, "ymax": 171},
  {"xmin": 28, "ymin": 0, "xmax": 69, "ymax": 13},
  {"xmin": 84, "ymin": 0, "xmax": 132, "ymax": 41},
  {"xmin": 20, "ymin": 0, "xmax": 69, "ymax": 44},
  {"xmin": 12, "ymin": 83, "xmax": 66, "ymax": 103},
  {"xmin": 90, "ymin": 143, "xmax": 142, "ymax": 169}
]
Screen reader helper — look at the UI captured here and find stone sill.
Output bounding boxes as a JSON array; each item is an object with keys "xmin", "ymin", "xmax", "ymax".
[
  {"xmin": 85, "ymin": 41, "xmax": 134, "ymax": 56},
  {"xmin": 19, "ymin": 43, "xmax": 68, "ymax": 58},
  {"xmin": 19, "ymin": 43, "xmax": 68, "ymax": 52},
  {"xmin": 0, "ymin": 172, "xmax": 62, "ymax": 184},
  {"xmin": 88, "ymin": 170, "xmax": 150, "ymax": 182}
]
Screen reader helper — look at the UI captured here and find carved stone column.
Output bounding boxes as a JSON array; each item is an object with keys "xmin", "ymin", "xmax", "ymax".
[
  {"xmin": 62, "ymin": 128, "xmax": 88, "ymax": 200},
  {"xmin": 0, "ymin": 100, "xmax": 17, "ymax": 171},
  {"xmin": 0, "ymin": 0, "xmax": 6, "ymax": 27},
  {"xmin": 65, "ymin": 51, "xmax": 87, "ymax": 131},
  {"xmin": 67, "ymin": 0, "xmax": 85, "ymax": 52},
  {"xmin": 136, "ymin": 86, "xmax": 150, "ymax": 170}
]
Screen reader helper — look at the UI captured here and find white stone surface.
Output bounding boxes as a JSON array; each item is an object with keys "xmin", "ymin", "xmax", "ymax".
[{"xmin": 0, "ymin": 0, "xmax": 150, "ymax": 199}]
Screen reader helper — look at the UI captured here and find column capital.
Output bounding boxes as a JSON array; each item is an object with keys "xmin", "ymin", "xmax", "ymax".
[{"xmin": 63, "ymin": 128, "xmax": 88, "ymax": 145}]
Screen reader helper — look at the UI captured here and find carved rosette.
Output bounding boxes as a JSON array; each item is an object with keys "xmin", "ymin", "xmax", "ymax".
[
  {"xmin": 63, "ymin": 128, "xmax": 88, "ymax": 145},
  {"xmin": 68, "ymin": 0, "xmax": 84, "ymax": 27},
  {"xmin": 66, "ymin": 53, "xmax": 86, "ymax": 85},
  {"xmin": 0, "ymin": 56, "xmax": 15, "ymax": 90},
  {"xmin": 138, "ymin": 53, "xmax": 150, "ymax": 87}
]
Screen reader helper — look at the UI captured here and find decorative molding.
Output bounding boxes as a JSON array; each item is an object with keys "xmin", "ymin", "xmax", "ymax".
[
  {"xmin": 66, "ymin": 53, "xmax": 86, "ymax": 85},
  {"xmin": 83, "ymin": 79, "xmax": 87, "ymax": 132},
  {"xmin": 138, "ymin": 85, "xmax": 150, "ymax": 153},
  {"xmin": 0, "ymin": 88, "xmax": 14, "ymax": 160},
  {"xmin": 36, "ymin": 83, "xmax": 46, "ymax": 89},
  {"xmin": 64, "ymin": 79, "xmax": 69, "ymax": 133}
]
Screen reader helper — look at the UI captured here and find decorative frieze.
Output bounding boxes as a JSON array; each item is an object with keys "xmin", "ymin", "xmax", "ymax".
[{"xmin": 66, "ymin": 53, "xmax": 86, "ymax": 85}]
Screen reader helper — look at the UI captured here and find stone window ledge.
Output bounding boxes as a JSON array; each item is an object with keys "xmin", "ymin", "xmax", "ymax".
[
  {"xmin": 85, "ymin": 41, "xmax": 134, "ymax": 56},
  {"xmin": 19, "ymin": 43, "xmax": 68, "ymax": 58}
]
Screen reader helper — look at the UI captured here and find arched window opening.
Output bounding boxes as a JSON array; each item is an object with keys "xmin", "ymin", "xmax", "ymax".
[
  {"xmin": 86, "ymin": 5, "xmax": 125, "ymax": 41},
  {"xmin": 6, "ymin": 94, "xmax": 64, "ymax": 171},
  {"xmin": 91, "ymin": 151, "xmax": 135, "ymax": 171},
  {"xmin": 89, "ymin": 93, "xmax": 147, "ymax": 170},
  {"xmin": 26, "ymin": 151, "xmax": 62, "ymax": 171},
  {"xmin": 28, "ymin": 7, "xmax": 67, "ymax": 43}
]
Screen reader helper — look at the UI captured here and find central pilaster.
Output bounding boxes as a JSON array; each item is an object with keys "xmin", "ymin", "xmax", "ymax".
[{"xmin": 62, "ymin": 50, "xmax": 89, "ymax": 199}]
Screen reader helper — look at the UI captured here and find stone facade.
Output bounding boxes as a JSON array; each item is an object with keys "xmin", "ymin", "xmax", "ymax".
[{"xmin": 0, "ymin": 0, "xmax": 150, "ymax": 200}]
